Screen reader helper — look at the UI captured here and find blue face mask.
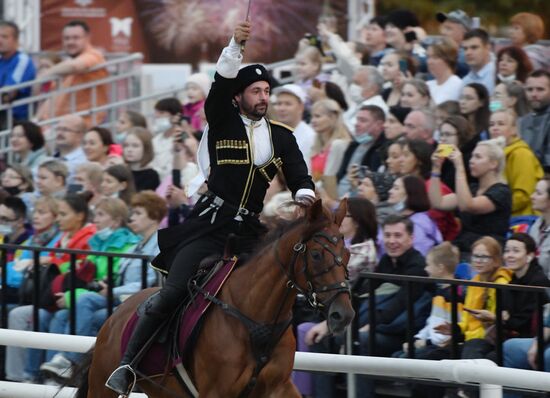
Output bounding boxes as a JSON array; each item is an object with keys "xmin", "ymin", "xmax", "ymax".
[
  {"xmin": 95, "ymin": 227, "xmax": 114, "ymax": 240},
  {"xmin": 393, "ymin": 200, "xmax": 406, "ymax": 213},
  {"xmin": 355, "ymin": 133, "xmax": 374, "ymax": 145},
  {"xmin": 489, "ymin": 100, "xmax": 504, "ymax": 112}
]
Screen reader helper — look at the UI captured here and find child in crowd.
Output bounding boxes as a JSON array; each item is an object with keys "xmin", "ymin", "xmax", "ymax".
[{"xmin": 182, "ymin": 73, "xmax": 211, "ymax": 132}]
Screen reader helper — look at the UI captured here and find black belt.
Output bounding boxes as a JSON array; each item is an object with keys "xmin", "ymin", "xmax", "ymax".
[{"xmin": 202, "ymin": 191, "xmax": 259, "ymax": 222}]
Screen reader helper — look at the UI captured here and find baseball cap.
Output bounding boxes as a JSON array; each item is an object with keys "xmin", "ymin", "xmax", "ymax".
[
  {"xmin": 436, "ymin": 9, "xmax": 472, "ymax": 30},
  {"xmin": 272, "ymin": 84, "xmax": 307, "ymax": 104}
]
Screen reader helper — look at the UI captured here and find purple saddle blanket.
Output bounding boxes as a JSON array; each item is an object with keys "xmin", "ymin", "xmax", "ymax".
[{"xmin": 120, "ymin": 257, "xmax": 238, "ymax": 377}]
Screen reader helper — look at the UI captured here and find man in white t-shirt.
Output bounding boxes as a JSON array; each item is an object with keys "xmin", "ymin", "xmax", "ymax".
[{"xmin": 272, "ymin": 84, "xmax": 316, "ymax": 171}]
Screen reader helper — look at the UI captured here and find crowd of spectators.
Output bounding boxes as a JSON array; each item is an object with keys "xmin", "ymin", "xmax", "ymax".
[{"xmin": 1, "ymin": 6, "xmax": 550, "ymax": 397}]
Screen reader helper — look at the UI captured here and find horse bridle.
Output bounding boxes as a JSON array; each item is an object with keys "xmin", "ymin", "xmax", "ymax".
[{"xmin": 274, "ymin": 229, "xmax": 351, "ymax": 313}]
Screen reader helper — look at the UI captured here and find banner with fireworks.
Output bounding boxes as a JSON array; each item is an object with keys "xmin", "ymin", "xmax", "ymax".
[{"xmin": 40, "ymin": 0, "xmax": 347, "ymax": 64}]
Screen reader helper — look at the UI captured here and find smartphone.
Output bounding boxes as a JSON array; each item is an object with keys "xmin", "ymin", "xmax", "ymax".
[
  {"xmin": 67, "ymin": 183, "xmax": 83, "ymax": 194},
  {"xmin": 399, "ymin": 59, "xmax": 408, "ymax": 74},
  {"xmin": 463, "ymin": 307, "xmax": 479, "ymax": 314},
  {"xmin": 437, "ymin": 144, "xmax": 454, "ymax": 158},
  {"xmin": 358, "ymin": 165, "xmax": 370, "ymax": 179},
  {"xmin": 404, "ymin": 30, "xmax": 417, "ymax": 43}
]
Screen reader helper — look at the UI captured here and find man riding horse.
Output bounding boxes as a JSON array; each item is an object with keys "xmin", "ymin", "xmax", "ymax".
[{"xmin": 105, "ymin": 21, "xmax": 316, "ymax": 397}]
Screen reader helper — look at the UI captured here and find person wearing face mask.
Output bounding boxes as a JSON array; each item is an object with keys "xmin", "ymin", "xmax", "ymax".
[
  {"xmin": 7, "ymin": 193, "xmax": 96, "ymax": 382},
  {"xmin": 100, "ymin": 164, "xmax": 136, "ymax": 206},
  {"xmin": 39, "ymin": 192, "xmax": 165, "ymax": 380},
  {"xmin": 3, "ymin": 196, "xmax": 61, "ymax": 383},
  {"xmin": 0, "ymin": 196, "xmax": 32, "ymax": 260},
  {"xmin": 114, "ymin": 110, "xmax": 147, "ymax": 145},
  {"xmin": 1, "ymin": 164, "xmax": 34, "ymax": 198},
  {"xmin": 150, "ymin": 97, "xmax": 183, "ymax": 180},
  {"xmin": 381, "ymin": 175, "xmax": 442, "ymax": 257},
  {"xmin": 344, "ymin": 65, "xmax": 388, "ymax": 132},
  {"xmin": 495, "ymin": 46, "xmax": 533, "ymax": 85},
  {"xmin": 40, "ymin": 197, "xmax": 139, "ymax": 380},
  {"xmin": 337, "ymin": 105, "xmax": 387, "ymax": 198}
]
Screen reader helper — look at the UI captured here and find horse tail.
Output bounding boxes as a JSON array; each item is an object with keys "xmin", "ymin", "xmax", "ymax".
[{"xmin": 68, "ymin": 347, "xmax": 94, "ymax": 398}]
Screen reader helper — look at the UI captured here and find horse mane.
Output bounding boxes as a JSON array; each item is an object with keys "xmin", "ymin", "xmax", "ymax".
[{"xmin": 251, "ymin": 205, "xmax": 333, "ymax": 257}]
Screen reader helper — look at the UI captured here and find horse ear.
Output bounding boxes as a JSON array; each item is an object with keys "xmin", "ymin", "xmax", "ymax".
[
  {"xmin": 334, "ymin": 198, "xmax": 347, "ymax": 226},
  {"xmin": 307, "ymin": 199, "xmax": 323, "ymax": 222}
]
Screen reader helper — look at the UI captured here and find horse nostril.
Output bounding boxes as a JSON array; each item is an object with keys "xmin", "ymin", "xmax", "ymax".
[{"xmin": 330, "ymin": 311, "xmax": 343, "ymax": 322}]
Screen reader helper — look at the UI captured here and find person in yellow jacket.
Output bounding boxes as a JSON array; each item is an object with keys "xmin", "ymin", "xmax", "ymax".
[
  {"xmin": 488, "ymin": 110, "xmax": 543, "ymax": 216},
  {"xmin": 435, "ymin": 236, "xmax": 512, "ymax": 341}
]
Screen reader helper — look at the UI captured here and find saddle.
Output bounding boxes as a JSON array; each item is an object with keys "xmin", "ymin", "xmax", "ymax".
[{"xmin": 120, "ymin": 255, "xmax": 239, "ymax": 378}]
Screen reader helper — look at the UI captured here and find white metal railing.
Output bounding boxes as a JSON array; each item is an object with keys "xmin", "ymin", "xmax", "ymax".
[
  {"xmin": 0, "ymin": 53, "xmax": 143, "ymax": 142},
  {"xmin": 2, "ymin": 329, "xmax": 550, "ymax": 398}
]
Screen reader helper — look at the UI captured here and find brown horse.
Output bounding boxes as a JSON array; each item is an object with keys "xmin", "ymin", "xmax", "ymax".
[{"xmin": 77, "ymin": 199, "xmax": 354, "ymax": 397}]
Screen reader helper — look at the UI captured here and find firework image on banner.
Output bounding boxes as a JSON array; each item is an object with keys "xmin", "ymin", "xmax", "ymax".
[{"xmin": 40, "ymin": 0, "xmax": 347, "ymax": 64}]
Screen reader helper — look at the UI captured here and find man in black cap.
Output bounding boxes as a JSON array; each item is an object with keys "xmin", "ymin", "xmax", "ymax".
[{"xmin": 105, "ymin": 21, "xmax": 315, "ymax": 397}]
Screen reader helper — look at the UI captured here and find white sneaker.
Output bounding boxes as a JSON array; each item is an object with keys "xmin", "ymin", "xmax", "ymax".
[{"xmin": 40, "ymin": 354, "xmax": 73, "ymax": 379}]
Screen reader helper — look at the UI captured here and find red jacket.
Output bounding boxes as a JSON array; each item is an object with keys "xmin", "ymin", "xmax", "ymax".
[
  {"xmin": 425, "ymin": 179, "xmax": 460, "ymax": 241},
  {"xmin": 49, "ymin": 224, "xmax": 97, "ymax": 268}
]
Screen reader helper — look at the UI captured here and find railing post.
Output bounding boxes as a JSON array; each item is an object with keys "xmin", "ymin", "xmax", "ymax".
[
  {"xmin": 406, "ymin": 281, "xmax": 415, "ymax": 358},
  {"xmin": 141, "ymin": 258, "xmax": 148, "ymax": 290},
  {"xmin": 495, "ymin": 289, "xmax": 503, "ymax": 366},
  {"xmin": 479, "ymin": 383, "xmax": 503, "ymax": 398},
  {"xmin": 368, "ymin": 278, "xmax": 376, "ymax": 357},
  {"xmin": 1, "ymin": 249, "xmax": 7, "ymax": 329},
  {"xmin": 107, "ymin": 256, "xmax": 114, "ymax": 316},
  {"xmin": 536, "ymin": 293, "xmax": 545, "ymax": 371},
  {"xmin": 69, "ymin": 253, "xmax": 77, "ymax": 335},
  {"xmin": 450, "ymin": 284, "xmax": 459, "ymax": 359},
  {"xmin": 32, "ymin": 250, "xmax": 40, "ymax": 332}
]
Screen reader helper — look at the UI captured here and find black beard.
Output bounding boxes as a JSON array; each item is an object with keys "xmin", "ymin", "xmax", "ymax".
[{"xmin": 240, "ymin": 101, "xmax": 268, "ymax": 120}]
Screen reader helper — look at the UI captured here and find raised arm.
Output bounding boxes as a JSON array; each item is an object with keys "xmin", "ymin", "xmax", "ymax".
[
  {"xmin": 428, "ymin": 151, "xmax": 457, "ymax": 211},
  {"xmin": 451, "ymin": 148, "xmax": 496, "ymax": 214},
  {"xmin": 205, "ymin": 21, "xmax": 251, "ymax": 127}
]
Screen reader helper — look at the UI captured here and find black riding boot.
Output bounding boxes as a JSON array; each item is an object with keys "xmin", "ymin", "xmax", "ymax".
[{"xmin": 105, "ymin": 293, "xmax": 170, "ymax": 397}]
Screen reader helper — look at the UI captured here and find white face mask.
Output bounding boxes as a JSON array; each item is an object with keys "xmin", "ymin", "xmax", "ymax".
[
  {"xmin": 95, "ymin": 227, "xmax": 114, "ymax": 240},
  {"xmin": 153, "ymin": 117, "xmax": 172, "ymax": 135},
  {"xmin": 349, "ymin": 83, "xmax": 365, "ymax": 104},
  {"xmin": 498, "ymin": 73, "xmax": 516, "ymax": 83},
  {"xmin": 0, "ymin": 224, "xmax": 13, "ymax": 236}
]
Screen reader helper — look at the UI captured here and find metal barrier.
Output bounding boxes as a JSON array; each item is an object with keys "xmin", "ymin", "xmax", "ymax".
[
  {"xmin": 352, "ymin": 272, "xmax": 548, "ymax": 371},
  {"xmin": 3, "ymin": 330, "xmax": 550, "ymax": 398},
  {"xmin": 0, "ymin": 53, "xmax": 143, "ymax": 154},
  {"xmin": 0, "ymin": 243, "xmax": 152, "ymax": 336}
]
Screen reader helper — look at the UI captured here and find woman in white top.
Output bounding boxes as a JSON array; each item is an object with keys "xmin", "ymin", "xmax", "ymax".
[{"xmin": 426, "ymin": 37, "xmax": 462, "ymax": 105}]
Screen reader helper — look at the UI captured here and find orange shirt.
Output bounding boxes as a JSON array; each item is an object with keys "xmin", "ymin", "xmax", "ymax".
[{"xmin": 37, "ymin": 46, "xmax": 108, "ymax": 126}]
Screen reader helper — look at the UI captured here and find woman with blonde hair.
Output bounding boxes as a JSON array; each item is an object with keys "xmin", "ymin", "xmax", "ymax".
[
  {"xmin": 488, "ymin": 110, "xmax": 542, "ymax": 216},
  {"xmin": 400, "ymin": 79, "xmax": 432, "ymax": 109},
  {"xmin": 309, "ymin": 99, "xmax": 350, "ymax": 198},
  {"xmin": 429, "ymin": 139, "xmax": 512, "ymax": 252}
]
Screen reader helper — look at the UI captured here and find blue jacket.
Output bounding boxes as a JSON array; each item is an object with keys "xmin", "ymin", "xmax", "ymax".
[{"xmin": 0, "ymin": 51, "xmax": 36, "ymax": 120}]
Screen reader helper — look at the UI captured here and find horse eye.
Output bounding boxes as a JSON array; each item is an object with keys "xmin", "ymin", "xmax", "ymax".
[{"xmin": 311, "ymin": 250, "xmax": 322, "ymax": 261}]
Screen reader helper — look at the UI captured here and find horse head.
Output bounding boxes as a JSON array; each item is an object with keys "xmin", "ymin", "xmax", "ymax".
[{"xmin": 293, "ymin": 198, "xmax": 355, "ymax": 334}]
